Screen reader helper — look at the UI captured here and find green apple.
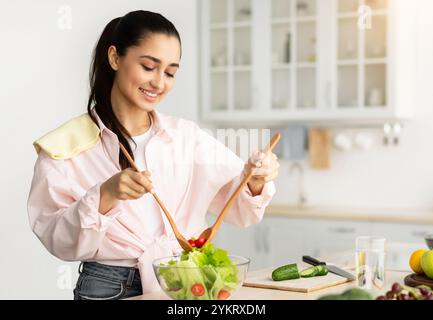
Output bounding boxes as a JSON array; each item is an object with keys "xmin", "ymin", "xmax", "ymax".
[{"xmin": 421, "ymin": 250, "xmax": 433, "ymax": 279}]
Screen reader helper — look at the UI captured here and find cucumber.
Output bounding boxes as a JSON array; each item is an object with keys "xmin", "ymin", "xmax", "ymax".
[
  {"xmin": 272, "ymin": 264, "xmax": 300, "ymax": 281},
  {"xmin": 317, "ymin": 294, "xmax": 346, "ymax": 300},
  {"xmin": 300, "ymin": 265, "xmax": 328, "ymax": 278},
  {"xmin": 341, "ymin": 288, "xmax": 373, "ymax": 300},
  {"xmin": 300, "ymin": 266, "xmax": 319, "ymax": 278},
  {"xmin": 318, "ymin": 288, "xmax": 373, "ymax": 300},
  {"xmin": 315, "ymin": 265, "xmax": 328, "ymax": 276}
]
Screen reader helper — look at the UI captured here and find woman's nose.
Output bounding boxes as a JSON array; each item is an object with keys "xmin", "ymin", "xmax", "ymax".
[{"xmin": 150, "ymin": 72, "xmax": 164, "ymax": 91}]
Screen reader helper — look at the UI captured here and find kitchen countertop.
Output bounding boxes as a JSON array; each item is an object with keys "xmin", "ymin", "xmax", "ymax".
[
  {"xmin": 128, "ymin": 270, "xmax": 409, "ymax": 300},
  {"xmin": 265, "ymin": 204, "xmax": 433, "ymax": 224}
]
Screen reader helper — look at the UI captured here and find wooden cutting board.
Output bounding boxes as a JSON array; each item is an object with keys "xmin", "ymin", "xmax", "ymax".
[
  {"xmin": 308, "ymin": 128, "xmax": 331, "ymax": 169},
  {"xmin": 243, "ymin": 262, "xmax": 353, "ymax": 293}
]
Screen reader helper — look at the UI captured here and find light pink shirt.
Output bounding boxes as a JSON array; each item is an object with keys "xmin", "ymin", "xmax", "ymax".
[{"xmin": 27, "ymin": 109, "xmax": 275, "ymax": 293}]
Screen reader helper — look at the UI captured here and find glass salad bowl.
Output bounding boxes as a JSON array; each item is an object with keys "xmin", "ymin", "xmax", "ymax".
[{"xmin": 152, "ymin": 254, "xmax": 250, "ymax": 300}]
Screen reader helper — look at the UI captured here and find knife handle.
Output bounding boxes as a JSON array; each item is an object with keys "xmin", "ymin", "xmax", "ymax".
[{"xmin": 302, "ymin": 256, "xmax": 326, "ymax": 266}]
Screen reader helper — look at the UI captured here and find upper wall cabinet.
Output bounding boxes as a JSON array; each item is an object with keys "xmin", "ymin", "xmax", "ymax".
[{"xmin": 200, "ymin": 0, "xmax": 417, "ymax": 125}]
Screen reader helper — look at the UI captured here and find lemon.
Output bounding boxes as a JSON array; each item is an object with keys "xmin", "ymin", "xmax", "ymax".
[{"xmin": 410, "ymin": 249, "xmax": 428, "ymax": 274}]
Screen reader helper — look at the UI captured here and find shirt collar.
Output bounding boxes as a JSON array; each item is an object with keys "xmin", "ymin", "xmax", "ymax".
[
  {"xmin": 90, "ymin": 108, "xmax": 174, "ymax": 143},
  {"xmin": 149, "ymin": 109, "xmax": 175, "ymax": 142}
]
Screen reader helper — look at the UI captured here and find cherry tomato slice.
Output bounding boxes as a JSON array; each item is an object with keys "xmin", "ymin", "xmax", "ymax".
[
  {"xmin": 191, "ymin": 283, "xmax": 205, "ymax": 297},
  {"xmin": 194, "ymin": 238, "xmax": 206, "ymax": 248},
  {"xmin": 217, "ymin": 289, "xmax": 230, "ymax": 300},
  {"xmin": 188, "ymin": 239, "xmax": 196, "ymax": 247}
]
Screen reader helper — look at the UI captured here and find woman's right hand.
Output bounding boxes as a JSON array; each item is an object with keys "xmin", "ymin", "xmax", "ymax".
[{"xmin": 99, "ymin": 168, "xmax": 153, "ymax": 214}]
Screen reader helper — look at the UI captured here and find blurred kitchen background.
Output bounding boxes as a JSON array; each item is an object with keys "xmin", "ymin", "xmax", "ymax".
[{"xmin": 1, "ymin": 0, "xmax": 433, "ymax": 299}]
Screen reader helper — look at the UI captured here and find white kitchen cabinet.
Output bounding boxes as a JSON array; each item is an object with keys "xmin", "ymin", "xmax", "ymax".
[
  {"xmin": 265, "ymin": 217, "xmax": 309, "ymax": 268},
  {"xmin": 371, "ymin": 222, "xmax": 430, "ymax": 271},
  {"xmin": 305, "ymin": 219, "xmax": 371, "ymax": 258},
  {"xmin": 208, "ymin": 216, "xmax": 270, "ymax": 270},
  {"xmin": 301, "ymin": 218, "xmax": 431, "ymax": 271},
  {"xmin": 199, "ymin": 0, "xmax": 416, "ymax": 125},
  {"xmin": 371, "ymin": 222, "xmax": 432, "ymax": 244},
  {"xmin": 209, "ymin": 216, "xmax": 308, "ymax": 270},
  {"xmin": 212, "ymin": 216, "xmax": 367, "ymax": 270},
  {"xmin": 210, "ymin": 213, "xmax": 433, "ymax": 272}
]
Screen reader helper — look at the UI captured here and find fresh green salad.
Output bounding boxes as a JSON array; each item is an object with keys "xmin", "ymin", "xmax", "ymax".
[{"xmin": 158, "ymin": 243, "xmax": 238, "ymax": 300}]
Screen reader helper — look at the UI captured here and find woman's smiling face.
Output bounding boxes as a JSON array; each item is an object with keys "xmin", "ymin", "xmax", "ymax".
[{"xmin": 108, "ymin": 33, "xmax": 181, "ymax": 112}]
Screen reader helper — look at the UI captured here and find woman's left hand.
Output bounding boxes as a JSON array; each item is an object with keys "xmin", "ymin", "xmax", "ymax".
[{"xmin": 244, "ymin": 150, "xmax": 280, "ymax": 196}]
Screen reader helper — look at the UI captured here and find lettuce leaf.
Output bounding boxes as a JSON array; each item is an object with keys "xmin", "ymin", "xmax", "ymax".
[
  {"xmin": 158, "ymin": 261, "xmax": 182, "ymax": 290},
  {"xmin": 158, "ymin": 243, "xmax": 239, "ymax": 300}
]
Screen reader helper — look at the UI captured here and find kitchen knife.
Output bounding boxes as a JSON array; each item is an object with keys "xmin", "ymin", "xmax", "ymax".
[{"xmin": 302, "ymin": 255, "xmax": 355, "ymax": 281}]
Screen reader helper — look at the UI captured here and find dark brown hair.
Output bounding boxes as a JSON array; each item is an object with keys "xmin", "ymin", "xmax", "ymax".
[{"xmin": 87, "ymin": 10, "xmax": 181, "ymax": 169}]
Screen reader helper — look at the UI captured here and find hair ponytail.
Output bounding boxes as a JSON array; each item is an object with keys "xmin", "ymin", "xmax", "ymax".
[{"xmin": 87, "ymin": 11, "xmax": 181, "ymax": 170}]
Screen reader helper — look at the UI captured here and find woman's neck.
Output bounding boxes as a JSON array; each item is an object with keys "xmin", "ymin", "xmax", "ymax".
[{"xmin": 110, "ymin": 83, "xmax": 152, "ymax": 136}]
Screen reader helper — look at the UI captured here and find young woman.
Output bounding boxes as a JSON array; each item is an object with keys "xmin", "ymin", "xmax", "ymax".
[{"xmin": 28, "ymin": 10, "xmax": 278, "ymax": 300}]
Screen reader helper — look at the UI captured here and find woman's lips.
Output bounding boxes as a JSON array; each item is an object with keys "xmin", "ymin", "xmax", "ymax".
[{"xmin": 139, "ymin": 87, "xmax": 159, "ymax": 102}]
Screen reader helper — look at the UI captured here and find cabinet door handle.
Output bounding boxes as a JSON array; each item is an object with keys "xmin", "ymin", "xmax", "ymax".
[
  {"xmin": 411, "ymin": 231, "xmax": 427, "ymax": 238},
  {"xmin": 328, "ymin": 227, "xmax": 356, "ymax": 234}
]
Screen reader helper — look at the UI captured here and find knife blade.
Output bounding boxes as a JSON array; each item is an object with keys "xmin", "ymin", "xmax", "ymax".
[{"xmin": 302, "ymin": 255, "xmax": 355, "ymax": 281}]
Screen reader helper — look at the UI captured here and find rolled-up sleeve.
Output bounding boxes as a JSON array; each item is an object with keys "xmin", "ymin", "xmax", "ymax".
[
  {"xmin": 209, "ymin": 174, "xmax": 275, "ymax": 227},
  {"xmin": 27, "ymin": 152, "xmax": 121, "ymax": 261},
  {"xmin": 194, "ymin": 125, "xmax": 276, "ymax": 228}
]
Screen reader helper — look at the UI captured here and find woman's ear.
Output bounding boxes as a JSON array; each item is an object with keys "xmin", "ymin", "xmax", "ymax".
[{"xmin": 107, "ymin": 45, "xmax": 119, "ymax": 71}]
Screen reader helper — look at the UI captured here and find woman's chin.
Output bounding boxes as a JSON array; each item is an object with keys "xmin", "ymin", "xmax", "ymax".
[{"xmin": 134, "ymin": 102, "xmax": 156, "ymax": 113}]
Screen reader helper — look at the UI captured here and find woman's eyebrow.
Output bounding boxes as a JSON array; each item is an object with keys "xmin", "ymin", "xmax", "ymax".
[{"xmin": 139, "ymin": 55, "xmax": 179, "ymax": 68}]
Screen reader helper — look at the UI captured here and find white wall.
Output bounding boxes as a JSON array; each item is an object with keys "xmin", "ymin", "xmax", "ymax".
[
  {"xmin": 0, "ymin": 0, "xmax": 198, "ymax": 299},
  {"xmin": 272, "ymin": 1, "xmax": 433, "ymax": 210}
]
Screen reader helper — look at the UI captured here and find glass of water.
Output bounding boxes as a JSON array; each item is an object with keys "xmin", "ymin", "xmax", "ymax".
[{"xmin": 356, "ymin": 236, "xmax": 386, "ymax": 290}]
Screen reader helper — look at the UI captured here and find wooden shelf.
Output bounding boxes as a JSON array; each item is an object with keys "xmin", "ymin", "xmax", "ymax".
[{"xmin": 266, "ymin": 204, "xmax": 433, "ymax": 224}]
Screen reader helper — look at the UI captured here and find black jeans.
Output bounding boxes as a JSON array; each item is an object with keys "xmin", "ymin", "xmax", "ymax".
[{"xmin": 73, "ymin": 262, "xmax": 143, "ymax": 300}]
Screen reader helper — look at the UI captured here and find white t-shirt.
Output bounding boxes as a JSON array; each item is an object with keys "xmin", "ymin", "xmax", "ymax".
[
  {"xmin": 131, "ymin": 126, "xmax": 153, "ymax": 171},
  {"xmin": 129, "ymin": 117, "xmax": 164, "ymax": 236},
  {"xmin": 100, "ymin": 118, "xmax": 164, "ymax": 267}
]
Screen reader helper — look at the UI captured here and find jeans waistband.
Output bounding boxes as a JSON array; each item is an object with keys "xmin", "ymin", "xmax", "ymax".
[{"xmin": 80, "ymin": 262, "xmax": 141, "ymax": 286}]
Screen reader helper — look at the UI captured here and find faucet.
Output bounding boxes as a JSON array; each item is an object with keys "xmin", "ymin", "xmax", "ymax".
[{"xmin": 289, "ymin": 161, "xmax": 307, "ymax": 207}]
